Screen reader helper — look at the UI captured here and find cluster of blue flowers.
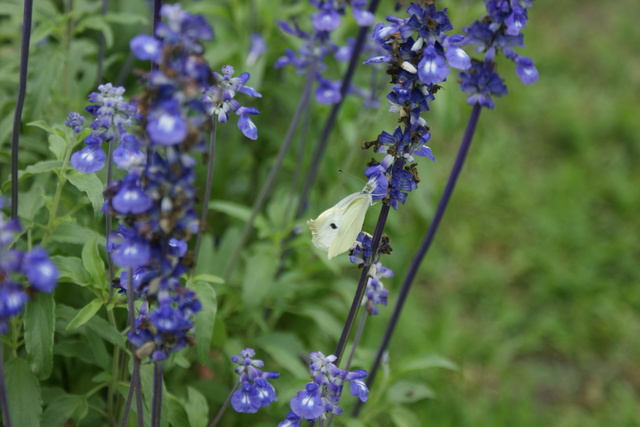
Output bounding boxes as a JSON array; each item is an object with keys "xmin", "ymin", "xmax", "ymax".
[
  {"xmin": 107, "ymin": 4, "xmax": 218, "ymax": 362},
  {"xmin": 0, "ymin": 200, "xmax": 58, "ymax": 333},
  {"xmin": 361, "ymin": 3, "xmax": 469, "ymax": 214},
  {"xmin": 350, "ymin": 232, "xmax": 393, "ymax": 315},
  {"xmin": 67, "ymin": 4, "xmax": 220, "ymax": 361},
  {"xmin": 201, "ymin": 65, "xmax": 262, "ymax": 140},
  {"xmin": 280, "ymin": 352, "xmax": 369, "ymax": 425},
  {"xmin": 70, "ymin": 83, "xmax": 139, "ymax": 173},
  {"xmin": 275, "ymin": 0, "xmax": 375, "ymax": 105},
  {"xmin": 458, "ymin": 0, "xmax": 538, "ymax": 108},
  {"xmin": 230, "ymin": 348, "xmax": 279, "ymax": 413}
]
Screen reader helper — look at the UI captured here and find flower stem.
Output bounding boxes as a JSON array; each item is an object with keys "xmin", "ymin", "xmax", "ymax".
[
  {"xmin": 294, "ymin": 0, "xmax": 380, "ymax": 220},
  {"xmin": 97, "ymin": 0, "xmax": 108, "ymax": 83},
  {"xmin": 353, "ymin": 103, "xmax": 482, "ymax": 416},
  {"xmin": 151, "ymin": 361, "xmax": 163, "ymax": 427},
  {"xmin": 41, "ymin": 130, "xmax": 76, "ymax": 247},
  {"xmin": 0, "ymin": 341, "xmax": 12, "ymax": 427},
  {"xmin": 10, "ymin": 0, "xmax": 34, "ymax": 219},
  {"xmin": 121, "ymin": 268, "xmax": 144, "ymax": 427},
  {"xmin": 334, "ymin": 203, "xmax": 390, "ymax": 366},
  {"xmin": 223, "ymin": 61, "xmax": 317, "ymax": 281},
  {"xmin": 192, "ymin": 121, "xmax": 217, "ymax": 272},
  {"xmin": 208, "ymin": 382, "xmax": 239, "ymax": 427}
]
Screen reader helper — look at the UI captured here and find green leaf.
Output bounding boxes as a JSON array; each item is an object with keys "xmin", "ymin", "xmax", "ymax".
[
  {"xmin": 191, "ymin": 273, "xmax": 224, "ymax": 285},
  {"xmin": 209, "ymin": 200, "xmax": 269, "ymax": 233},
  {"xmin": 103, "ymin": 12, "xmax": 148, "ymax": 25},
  {"xmin": 1, "ymin": 160, "xmax": 63, "ymax": 191},
  {"xmin": 389, "ymin": 404, "xmax": 421, "ymax": 427},
  {"xmin": 66, "ymin": 298, "xmax": 102, "ymax": 330},
  {"xmin": 241, "ymin": 250, "xmax": 277, "ymax": 308},
  {"xmin": 386, "ymin": 380, "xmax": 436, "ymax": 404},
  {"xmin": 26, "ymin": 120, "xmax": 55, "ymax": 134},
  {"xmin": 82, "ymin": 234, "xmax": 106, "ymax": 290},
  {"xmin": 191, "ymin": 281, "xmax": 217, "ymax": 363},
  {"xmin": 166, "ymin": 393, "xmax": 189, "ymax": 427},
  {"xmin": 255, "ymin": 332, "xmax": 309, "ymax": 378},
  {"xmin": 66, "ymin": 170, "xmax": 104, "ymax": 214},
  {"xmin": 5, "ymin": 358, "xmax": 42, "ymax": 427},
  {"xmin": 47, "ymin": 133, "xmax": 67, "ymax": 161},
  {"xmin": 185, "ymin": 387, "xmax": 209, "ymax": 427},
  {"xmin": 395, "ymin": 355, "xmax": 458, "ymax": 378},
  {"xmin": 51, "ymin": 256, "xmax": 92, "ymax": 287},
  {"xmin": 87, "ymin": 329, "xmax": 111, "ymax": 371},
  {"xmin": 84, "ymin": 314, "xmax": 126, "ymax": 350},
  {"xmin": 41, "ymin": 394, "xmax": 88, "ymax": 427},
  {"xmin": 17, "ymin": 184, "xmax": 46, "ymax": 222},
  {"xmin": 24, "ymin": 293, "xmax": 55, "ymax": 379},
  {"xmin": 75, "ymin": 16, "xmax": 114, "ymax": 48},
  {"xmin": 49, "ymin": 221, "xmax": 102, "ymax": 246}
]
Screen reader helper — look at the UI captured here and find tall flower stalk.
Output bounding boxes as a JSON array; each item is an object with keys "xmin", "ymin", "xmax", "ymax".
[{"xmin": 352, "ymin": 0, "xmax": 538, "ymax": 413}]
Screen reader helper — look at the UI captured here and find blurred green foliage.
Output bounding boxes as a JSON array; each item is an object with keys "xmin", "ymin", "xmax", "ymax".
[{"xmin": 1, "ymin": 0, "xmax": 639, "ymax": 426}]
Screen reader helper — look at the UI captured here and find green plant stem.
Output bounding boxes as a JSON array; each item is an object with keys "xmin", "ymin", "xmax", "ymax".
[
  {"xmin": 10, "ymin": 0, "xmax": 34, "ymax": 219},
  {"xmin": 223, "ymin": 60, "xmax": 317, "ymax": 281},
  {"xmin": 208, "ymin": 382, "xmax": 239, "ymax": 427},
  {"xmin": 192, "ymin": 121, "xmax": 217, "ymax": 273},
  {"xmin": 41, "ymin": 134, "xmax": 75, "ymax": 247},
  {"xmin": 0, "ymin": 341, "xmax": 12, "ymax": 427}
]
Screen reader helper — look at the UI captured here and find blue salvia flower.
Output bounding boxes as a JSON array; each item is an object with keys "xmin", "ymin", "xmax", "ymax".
[
  {"xmin": 230, "ymin": 348, "xmax": 280, "ymax": 413},
  {"xmin": 64, "ymin": 112, "xmax": 85, "ymax": 133},
  {"xmin": 100, "ymin": 4, "xmax": 215, "ymax": 361},
  {"xmin": 246, "ymin": 33, "xmax": 267, "ymax": 67},
  {"xmin": 275, "ymin": 0, "xmax": 375, "ymax": 105},
  {"xmin": 201, "ymin": 65, "xmax": 262, "ymax": 140},
  {"xmin": 350, "ymin": 233, "xmax": 392, "ymax": 315},
  {"xmin": 279, "ymin": 352, "xmax": 369, "ymax": 425},
  {"xmin": 0, "ymin": 199, "xmax": 58, "ymax": 334},
  {"xmin": 360, "ymin": 3, "xmax": 469, "ymax": 212},
  {"xmin": 70, "ymin": 84, "xmax": 139, "ymax": 173},
  {"xmin": 460, "ymin": 0, "xmax": 538, "ymax": 87}
]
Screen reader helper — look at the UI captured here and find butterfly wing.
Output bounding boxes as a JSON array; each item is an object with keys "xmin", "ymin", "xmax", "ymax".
[
  {"xmin": 307, "ymin": 193, "xmax": 359, "ymax": 252},
  {"xmin": 327, "ymin": 194, "xmax": 371, "ymax": 259}
]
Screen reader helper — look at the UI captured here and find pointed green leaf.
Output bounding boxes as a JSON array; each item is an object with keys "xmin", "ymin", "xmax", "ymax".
[
  {"xmin": 66, "ymin": 298, "xmax": 102, "ymax": 330},
  {"xmin": 5, "ymin": 358, "xmax": 42, "ymax": 427},
  {"xmin": 386, "ymin": 380, "xmax": 436, "ymax": 404},
  {"xmin": 166, "ymin": 393, "xmax": 189, "ymax": 427},
  {"xmin": 66, "ymin": 170, "xmax": 104, "ymax": 214},
  {"xmin": 41, "ymin": 394, "xmax": 88, "ymax": 427},
  {"xmin": 185, "ymin": 387, "xmax": 209, "ymax": 427},
  {"xmin": 81, "ymin": 234, "xmax": 106, "ymax": 290},
  {"xmin": 50, "ymin": 256, "xmax": 92, "ymax": 287},
  {"xmin": 191, "ymin": 281, "xmax": 217, "ymax": 363},
  {"xmin": 24, "ymin": 293, "xmax": 55, "ymax": 379}
]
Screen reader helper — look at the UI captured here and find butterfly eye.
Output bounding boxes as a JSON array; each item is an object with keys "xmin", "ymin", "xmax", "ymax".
[{"xmin": 330, "ymin": 223, "xmax": 338, "ymax": 229}]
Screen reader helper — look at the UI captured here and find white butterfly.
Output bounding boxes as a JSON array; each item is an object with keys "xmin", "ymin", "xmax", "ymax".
[{"xmin": 307, "ymin": 181, "xmax": 377, "ymax": 259}]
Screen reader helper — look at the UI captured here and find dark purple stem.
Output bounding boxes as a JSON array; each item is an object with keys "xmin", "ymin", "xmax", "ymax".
[
  {"xmin": 334, "ymin": 203, "xmax": 390, "ymax": 365},
  {"xmin": 352, "ymin": 103, "xmax": 482, "ymax": 415},
  {"xmin": 295, "ymin": 0, "xmax": 381, "ymax": 219},
  {"xmin": 97, "ymin": 0, "xmax": 108, "ymax": 83},
  {"xmin": 151, "ymin": 361, "xmax": 163, "ymax": 427},
  {"xmin": 10, "ymin": 0, "xmax": 33, "ymax": 219}
]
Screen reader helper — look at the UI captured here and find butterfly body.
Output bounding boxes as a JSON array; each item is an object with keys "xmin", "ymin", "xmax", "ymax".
[{"xmin": 307, "ymin": 182, "xmax": 376, "ymax": 259}]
